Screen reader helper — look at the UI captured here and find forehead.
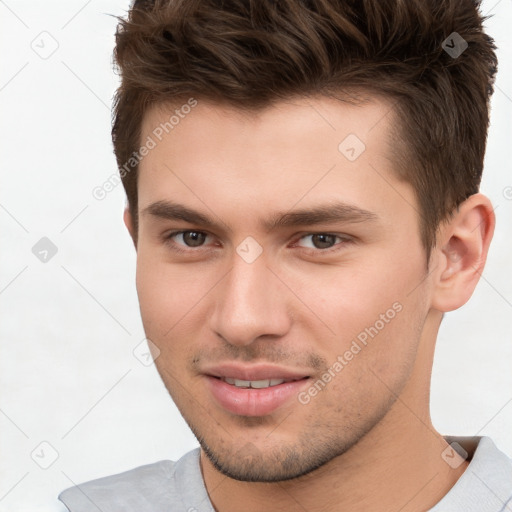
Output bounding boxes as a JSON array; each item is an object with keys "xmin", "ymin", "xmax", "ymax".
[
  {"xmin": 136, "ymin": 95, "xmax": 414, "ymax": 232},
  {"xmin": 140, "ymin": 94, "xmax": 395, "ymax": 156}
]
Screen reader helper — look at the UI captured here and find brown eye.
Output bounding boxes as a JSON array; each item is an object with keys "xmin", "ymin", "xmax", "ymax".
[
  {"xmin": 167, "ymin": 230, "xmax": 209, "ymax": 248},
  {"xmin": 310, "ymin": 234, "xmax": 337, "ymax": 249},
  {"xmin": 181, "ymin": 231, "xmax": 207, "ymax": 247},
  {"xmin": 298, "ymin": 233, "xmax": 341, "ymax": 250}
]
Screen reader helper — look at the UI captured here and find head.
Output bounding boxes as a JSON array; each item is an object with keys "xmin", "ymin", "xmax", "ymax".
[{"xmin": 113, "ymin": 0, "xmax": 497, "ymax": 481}]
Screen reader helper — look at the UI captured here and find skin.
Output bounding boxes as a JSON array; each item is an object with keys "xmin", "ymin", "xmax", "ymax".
[{"xmin": 124, "ymin": 95, "xmax": 495, "ymax": 511}]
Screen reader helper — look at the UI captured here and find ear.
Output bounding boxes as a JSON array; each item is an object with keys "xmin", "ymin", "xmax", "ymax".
[
  {"xmin": 123, "ymin": 206, "xmax": 138, "ymax": 250},
  {"xmin": 430, "ymin": 193, "xmax": 495, "ymax": 312}
]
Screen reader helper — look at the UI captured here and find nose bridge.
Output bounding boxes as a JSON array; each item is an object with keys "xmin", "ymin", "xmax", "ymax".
[{"xmin": 210, "ymin": 251, "xmax": 290, "ymax": 346}]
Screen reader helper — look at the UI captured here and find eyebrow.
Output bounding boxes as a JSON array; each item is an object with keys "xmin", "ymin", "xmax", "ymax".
[{"xmin": 141, "ymin": 200, "xmax": 379, "ymax": 232}]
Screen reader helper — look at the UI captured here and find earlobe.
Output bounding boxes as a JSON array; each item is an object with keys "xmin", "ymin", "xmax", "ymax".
[
  {"xmin": 123, "ymin": 207, "xmax": 138, "ymax": 249},
  {"xmin": 431, "ymin": 193, "xmax": 495, "ymax": 312}
]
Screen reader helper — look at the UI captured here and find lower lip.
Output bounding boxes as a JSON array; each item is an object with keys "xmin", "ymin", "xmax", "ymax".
[{"xmin": 205, "ymin": 376, "xmax": 310, "ymax": 417}]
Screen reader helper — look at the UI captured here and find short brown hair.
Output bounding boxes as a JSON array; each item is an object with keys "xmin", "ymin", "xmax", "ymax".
[{"xmin": 112, "ymin": 0, "xmax": 497, "ymax": 259}]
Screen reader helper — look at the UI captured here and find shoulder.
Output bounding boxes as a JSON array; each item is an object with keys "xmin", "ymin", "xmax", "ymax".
[
  {"xmin": 58, "ymin": 448, "xmax": 205, "ymax": 512},
  {"xmin": 430, "ymin": 436, "xmax": 512, "ymax": 511}
]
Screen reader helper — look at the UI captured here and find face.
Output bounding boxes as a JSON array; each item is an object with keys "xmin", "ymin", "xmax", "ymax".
[{"xmin": 132, "ymin": 95, "xmax": 432, "ymax": 482}]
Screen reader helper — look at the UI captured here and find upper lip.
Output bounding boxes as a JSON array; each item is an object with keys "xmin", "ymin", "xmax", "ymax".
[{"xmin": 202, "ymin": 362, "xmax": 310, "ymax": 381}]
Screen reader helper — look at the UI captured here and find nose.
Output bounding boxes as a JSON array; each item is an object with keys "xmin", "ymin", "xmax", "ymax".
[{"xmin": 209, "ymin": 252, "xmax": 292, "ymax": 347}]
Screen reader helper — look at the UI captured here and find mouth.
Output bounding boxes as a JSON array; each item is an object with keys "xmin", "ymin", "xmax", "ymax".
[{"xmin": 202, "ymin": 363, "xmax": 312, "ymax": 416}]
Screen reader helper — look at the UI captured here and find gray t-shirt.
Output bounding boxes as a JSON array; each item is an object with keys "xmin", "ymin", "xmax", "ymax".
[{"xmin": 59, "ymin": 436, "xmax": 512, "ymax": 511}]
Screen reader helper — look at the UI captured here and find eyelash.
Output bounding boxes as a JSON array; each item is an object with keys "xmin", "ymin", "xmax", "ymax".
[{"xmin": 163, "ymin": 230, "xmax": 353, "ymax": 256}]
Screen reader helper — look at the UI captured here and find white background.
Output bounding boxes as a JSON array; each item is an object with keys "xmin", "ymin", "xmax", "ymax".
[{"xmin": 0, "ymin": 1, "xmax": 511, "ymax": 510}]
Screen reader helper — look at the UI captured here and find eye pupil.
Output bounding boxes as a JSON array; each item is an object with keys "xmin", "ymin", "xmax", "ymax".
[
  {"xmin": 183, "ymin": 231, "xmax": 206, "ymax": 247},
  {"xmin": 312, "ymin": 234, "xmax": 336, "ymax": 249}
]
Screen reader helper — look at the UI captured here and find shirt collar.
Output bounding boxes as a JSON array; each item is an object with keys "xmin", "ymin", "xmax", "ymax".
[{"xmin": 429, "ymin": 436, "xmax": 512, "ymax": 511}]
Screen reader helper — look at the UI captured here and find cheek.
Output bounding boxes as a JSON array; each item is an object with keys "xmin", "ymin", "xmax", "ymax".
[
  {"xmin": 297, "ymin": 265, "xmax": 411, "ymax": 342},
  {"xmin": 303, "ymin": 254, "xmax": 427, "ymax": 379},
  {"xmin": 313, "ymin": 305, "xmax": 422, "ymax": 429},
  {"xmin": 135, "ymin": 255, "xmax": 206, "ymax": 390},
  {"xmin": 332, "ymin": 245, "xmax": 423, "ymax": 323},
  {"xmin": 135, "ymin": 250, "xmax": 207, "ymax": 339}
]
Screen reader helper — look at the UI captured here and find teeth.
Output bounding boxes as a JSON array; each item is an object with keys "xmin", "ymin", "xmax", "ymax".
[
  {"xmin": 249, "ymin": 379, "xmax": 270, "ymax": 389},
  {"xmin": 223, "ymin": 378, "xmax": 287, "ymax": 388}
]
